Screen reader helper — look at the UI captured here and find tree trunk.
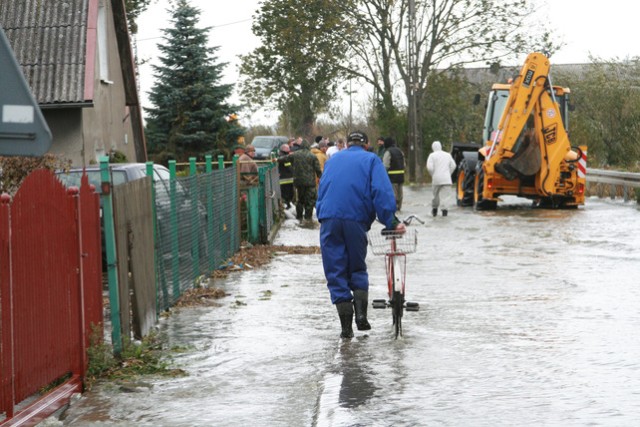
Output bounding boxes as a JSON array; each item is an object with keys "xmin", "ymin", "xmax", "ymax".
[{"xmin": 414, "ymin": 90, "xmax": 424, "ymax": 183}]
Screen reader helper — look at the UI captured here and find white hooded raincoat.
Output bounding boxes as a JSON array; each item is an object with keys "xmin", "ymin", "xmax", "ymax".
[{"xmin": 426, "ymin": 141, "xmax": 456, "ymax": 185}]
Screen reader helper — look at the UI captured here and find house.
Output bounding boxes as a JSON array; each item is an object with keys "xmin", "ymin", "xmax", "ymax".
[
  {"xmin": 0, "ymin": 0, "xmax": 146, "ymax": 166},
  {"xmin": 449, "ymin": 63, "xmax": 588, "ymax": 90}
]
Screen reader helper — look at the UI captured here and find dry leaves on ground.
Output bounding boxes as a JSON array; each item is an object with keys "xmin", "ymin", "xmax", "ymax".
[
  {"xmin": 174, "ymin": 287, "xmax": 228, "ymax": 307},
  {"xmin": 211, "ymin": 243, "xmax": 320, "ymax": 278}
]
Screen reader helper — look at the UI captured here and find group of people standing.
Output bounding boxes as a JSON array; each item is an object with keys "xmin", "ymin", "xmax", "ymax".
[
  {"xmin": 238, "ymin": 136, "xmax": 456, "ymax": 222},
  {"xmin": 277, "ymin": 133, "xmax": 408, "ymax": 223}
]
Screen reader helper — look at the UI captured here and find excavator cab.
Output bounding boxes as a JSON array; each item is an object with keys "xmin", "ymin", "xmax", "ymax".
[{"xmin": 482, "ymin": 84, "xmax": 572, "ymax": 145}]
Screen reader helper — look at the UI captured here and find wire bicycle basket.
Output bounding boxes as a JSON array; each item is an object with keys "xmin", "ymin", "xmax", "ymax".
[{"xmin": 368, "ymin": 229, "xmax": 418, "ymax": 255}]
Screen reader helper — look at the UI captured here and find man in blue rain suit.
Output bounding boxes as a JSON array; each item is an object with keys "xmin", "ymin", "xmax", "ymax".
[{"xmin": 316, "ymin": 131, "xmax": 406, "ymax": 339}]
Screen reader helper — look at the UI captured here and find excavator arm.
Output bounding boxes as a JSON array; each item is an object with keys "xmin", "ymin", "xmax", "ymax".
[{"xmin": 531, "ymin": 84, "xmax": 573, "ymax": 196}]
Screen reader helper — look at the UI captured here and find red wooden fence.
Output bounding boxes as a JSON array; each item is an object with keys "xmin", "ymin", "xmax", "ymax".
[{"xmin": 0, "ymin": 170, "xmax": 102, "ymax": 425}]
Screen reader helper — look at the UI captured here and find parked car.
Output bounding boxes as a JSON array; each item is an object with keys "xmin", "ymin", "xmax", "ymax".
[
  {"xmin": 56, "ymin": 163, "xmax": 208, "ymax": 270},
  {"xmin": 251, "ymin": 135, "xmax": 288, "ymax": 160},
  {"xmin": 56, "ymin": 163, "xmax": 167, "ymax": 191}
]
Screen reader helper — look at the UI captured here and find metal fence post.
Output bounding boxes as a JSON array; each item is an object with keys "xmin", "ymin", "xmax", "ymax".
[
  {"xmin": 100, "ymin": 157, "xmax": 122, "ymax": 355},
  {"xmin": 205, "ymin": 155, "xmax": 214, "ymax": 272},
  {"xmin": 189, "ymin": 157, "xmax": 200, "ymax": 277},
  {"xmin": 233, "ymin": 154, "xmax": 241, "ymax": 244},
  {"xmin": 169, "ymin": 160, "xmax": 180, "ymax": 300}
]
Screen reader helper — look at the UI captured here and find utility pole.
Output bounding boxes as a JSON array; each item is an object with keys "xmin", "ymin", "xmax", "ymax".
[
  {"xmin": 349, "ymin": 78, "xmax": 353, "ymax": 133},
  {"xmin": 407, "ymin": 0, "xmax": 419, "ymax": 182}
]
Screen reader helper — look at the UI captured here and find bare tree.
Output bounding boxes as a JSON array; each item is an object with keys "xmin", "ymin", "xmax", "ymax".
[{"xmin": 342, "ymin": 0, "xmax": 556, "ymax": 181}]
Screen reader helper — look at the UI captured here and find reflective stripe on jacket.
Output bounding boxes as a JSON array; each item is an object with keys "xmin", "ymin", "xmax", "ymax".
[
  {"xmin": 385, "ymin": 146, "xmax": 405, "ymax": 184},
  {"xmin": 278, "ymin": 160, "xmax": 293, "ymax": 185}
]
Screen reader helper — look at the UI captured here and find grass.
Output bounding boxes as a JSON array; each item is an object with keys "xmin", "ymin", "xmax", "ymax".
[{"xmin": 85, "ymin": 325, "xmax": 186, "ymax": 390}]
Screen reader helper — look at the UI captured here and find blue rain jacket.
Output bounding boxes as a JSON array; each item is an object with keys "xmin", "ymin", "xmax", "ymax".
[{"xmin": 316, "ymin": 145, "xmax": 396, "ymax": 230}]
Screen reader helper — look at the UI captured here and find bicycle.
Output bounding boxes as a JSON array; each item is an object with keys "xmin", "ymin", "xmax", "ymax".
[{"xmin": 368, "ymin": 215, "xmax": 424, "ymax": 339}]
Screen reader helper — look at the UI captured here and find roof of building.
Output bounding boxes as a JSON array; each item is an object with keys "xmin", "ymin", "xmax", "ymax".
[{"xmin": 0, "ymin": 0, "xmax": 90, "ymax": 105}]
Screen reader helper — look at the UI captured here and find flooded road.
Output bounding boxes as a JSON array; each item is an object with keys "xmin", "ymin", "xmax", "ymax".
[{"xmin": 60, "ymin": 186, "xmax": 640, "ymax": 426}]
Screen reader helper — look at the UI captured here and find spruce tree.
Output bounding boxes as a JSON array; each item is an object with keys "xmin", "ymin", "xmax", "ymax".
[{"xmin": 144, "ymin": 0, "xmax": 239, "ymax": 162}]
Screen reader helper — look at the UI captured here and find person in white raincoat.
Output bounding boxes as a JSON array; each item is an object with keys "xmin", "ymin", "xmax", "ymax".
[{"xmin": 426, "ymin": 140, "xmax": 456, "ymax": 216}]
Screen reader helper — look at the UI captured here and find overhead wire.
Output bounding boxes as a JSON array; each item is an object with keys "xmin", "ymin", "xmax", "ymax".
[{"xmin": 137, "ymin": 18, "xmax": 252, "ymax": 42}]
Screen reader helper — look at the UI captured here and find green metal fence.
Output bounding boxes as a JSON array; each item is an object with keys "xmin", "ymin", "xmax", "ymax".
[
  {"xmin": 258, "ymin": 163, "xmax": 281, "ymax": 243},
  {"xmin": 96, "ymin": 155, "xmax": 285, "ymax": 349},
  {"xmin": 154, "ymin": 157, "xmax": 240, "ymax": 311},
  {"xmin": 99, "ymin": 156, "xmax": 281, "ymax": 314}
]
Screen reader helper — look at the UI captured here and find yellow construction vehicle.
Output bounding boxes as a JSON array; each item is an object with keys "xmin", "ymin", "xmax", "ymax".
[{"xmin": 455, "ymin": 52, "xmax": 587, "ymax": 209}]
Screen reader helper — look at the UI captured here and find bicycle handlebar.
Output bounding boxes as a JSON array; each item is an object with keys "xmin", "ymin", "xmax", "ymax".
[
  {"xmin": 401, "ymin": 214, "xmax": 425, "ymax": 226},
  {"xmin": 381, "ymin": 214, "xmax": 424, "ymax": 235}
]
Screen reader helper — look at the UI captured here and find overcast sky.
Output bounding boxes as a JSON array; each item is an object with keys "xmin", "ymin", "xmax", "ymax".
[{"xmin": 135, "ymin": 0, "xmax": 640, "ymax": 126}]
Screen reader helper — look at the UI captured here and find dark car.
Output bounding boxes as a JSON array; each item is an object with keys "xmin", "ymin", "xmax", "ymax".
[{"xmin": 251, "ymin": 136, "xmax": 288, "ymax": 160}]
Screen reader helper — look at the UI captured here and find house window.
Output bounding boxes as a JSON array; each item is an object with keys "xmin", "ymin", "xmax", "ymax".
[{"xmin": 98, "ymin": 1, "xmax": 112, "ymax": 84}]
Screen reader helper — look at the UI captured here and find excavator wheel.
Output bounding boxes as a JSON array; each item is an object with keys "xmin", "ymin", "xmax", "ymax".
[
  {"xmin": 456, "ymin": 159, "xmax": 476, "ymax": 207},
  {"xmin": 473, "ymin": 163, "xmax": 497, "ymax": 211}
]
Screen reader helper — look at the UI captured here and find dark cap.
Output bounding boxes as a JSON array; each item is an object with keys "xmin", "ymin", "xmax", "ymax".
[
  {"xmin": 347, "ymin": 131, "xmax": 368, "ymax": 143},
  {"xmin": 233, "ymin": 144, "xmax": 246, "ymax": 151}
]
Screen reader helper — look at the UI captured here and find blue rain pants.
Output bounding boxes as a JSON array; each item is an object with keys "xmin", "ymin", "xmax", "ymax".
[{"xmin": 320, "ymin": 218, "xmax": 369, "ymax": 304}]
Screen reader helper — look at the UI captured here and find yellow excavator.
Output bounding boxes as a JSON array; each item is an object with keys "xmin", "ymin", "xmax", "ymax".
[{"xmin": 455, "ymin": 52, "xmax": 587, "ymax": 209}]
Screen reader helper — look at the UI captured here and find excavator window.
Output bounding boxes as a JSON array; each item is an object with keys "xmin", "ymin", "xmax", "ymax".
[{"xmin": 483, "ymin": 89, "xmax": 510, "ymax": 142}]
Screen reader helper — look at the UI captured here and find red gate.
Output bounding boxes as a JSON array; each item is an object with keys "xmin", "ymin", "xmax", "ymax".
[{"xmin": 0, "ymin": 170, "xmax": 102, "ymax": 425}]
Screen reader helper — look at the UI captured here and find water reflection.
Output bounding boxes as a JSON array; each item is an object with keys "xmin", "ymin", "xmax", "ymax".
[{"xmin": 337, "ymin": 339, "xmax": 377, "ymax": 409}]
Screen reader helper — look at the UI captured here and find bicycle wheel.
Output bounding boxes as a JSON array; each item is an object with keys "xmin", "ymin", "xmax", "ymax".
[{"xmin": 391, "ymin": 290, "xmax": 404, "ymax": 339}]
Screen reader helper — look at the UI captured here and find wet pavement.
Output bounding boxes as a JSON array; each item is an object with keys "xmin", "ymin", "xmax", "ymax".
[{"xmin": 55, "ymin": 186, "xmax": 640, "ymax": 426}]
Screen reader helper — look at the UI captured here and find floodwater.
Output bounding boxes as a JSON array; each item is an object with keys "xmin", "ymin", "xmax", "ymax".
[{"xmin": 58, "ymin": 186, "xmax": 640, "ymax": 426}]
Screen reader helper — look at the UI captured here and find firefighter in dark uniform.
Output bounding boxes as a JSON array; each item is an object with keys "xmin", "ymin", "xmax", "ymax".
[
  {"xmin": 278, "ymin": 144, "xmax": 294, "ymax": 209},
  {"xmin": 382, "ymin": 137, "xmax": 405, "ymax": 211},
  {"xmin": 280, "ymin": 140, "xmax": 322, "ymax": 221}
]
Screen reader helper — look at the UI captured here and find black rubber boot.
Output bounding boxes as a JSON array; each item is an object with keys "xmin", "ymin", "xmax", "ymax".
[
  {"xmin": 353, "ymin": 289, "xmax": 371, "ymax": 331},
  {"xmin": 431, "ymin": 208, "xmax": 437, "ymax": 217},
  {"xmin": 336, "ymin": 302, "xmax": 354, "ymax": 338},
  {"xmin": 442, "ymin": 209, "xmax": 448, "ymax": 217}
]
